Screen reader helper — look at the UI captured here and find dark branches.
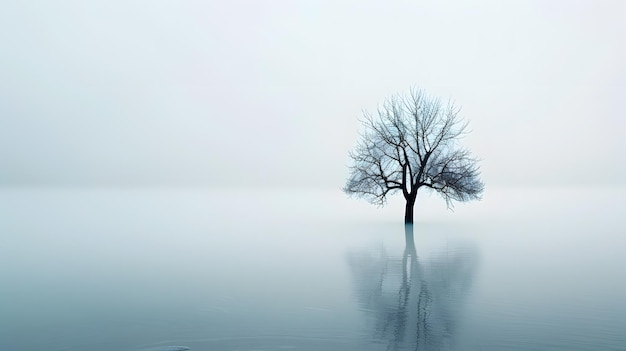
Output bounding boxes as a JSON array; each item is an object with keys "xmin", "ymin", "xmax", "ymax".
[{"xmin": 344, "ymin": 88, "xmax": 484, "ymax": 222}]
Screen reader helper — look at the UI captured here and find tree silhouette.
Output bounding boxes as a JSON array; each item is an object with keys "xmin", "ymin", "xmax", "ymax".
[{"xmin": 344, "ymin": 89, "xmax": 484, "ymax": 223}]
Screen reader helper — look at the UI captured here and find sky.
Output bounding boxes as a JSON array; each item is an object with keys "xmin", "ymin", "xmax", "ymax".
[{"xmin": 1, "ymin": 0, "xmax": 625, "ymax": 188}]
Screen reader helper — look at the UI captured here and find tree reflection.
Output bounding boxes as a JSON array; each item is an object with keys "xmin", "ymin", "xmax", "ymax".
[{"xmin": 348, "ymin": 225, "xmax": 478, "ymax": 351}]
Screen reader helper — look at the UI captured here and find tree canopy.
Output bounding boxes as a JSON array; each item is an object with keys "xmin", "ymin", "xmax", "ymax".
[{"xmin": 344, "ymin": 88, "xmax": 484, "ymax": 223}]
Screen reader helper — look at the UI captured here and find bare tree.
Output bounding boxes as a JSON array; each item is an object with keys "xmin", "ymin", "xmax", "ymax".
[{"xmin": 344, "ymin": 88, "xmax": 484, "ymax": 224}]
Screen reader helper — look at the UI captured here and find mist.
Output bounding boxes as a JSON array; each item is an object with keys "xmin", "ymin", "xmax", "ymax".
[
  {"xmin": 2, "ymin": 0, "xmax": 625, "ymax": 187},
  {"xmin": 2, "ymin": 2, "xmax": 626, "ymax": 350}
]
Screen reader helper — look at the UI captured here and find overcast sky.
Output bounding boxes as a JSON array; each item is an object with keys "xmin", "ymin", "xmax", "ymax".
[{"xmin": 1, "ymin": 0, "xmax": 624, "ymax": 188}]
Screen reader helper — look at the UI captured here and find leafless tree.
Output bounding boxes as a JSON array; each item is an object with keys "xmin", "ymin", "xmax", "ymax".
[{"xmin": 344, "ymin": 88, "xmax": 484, "ymax": 224}]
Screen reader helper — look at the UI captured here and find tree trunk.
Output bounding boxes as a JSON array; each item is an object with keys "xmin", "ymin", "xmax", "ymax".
[{"xmin": 404, "ymin": 199, "xmax": 415, "ymax": 224}]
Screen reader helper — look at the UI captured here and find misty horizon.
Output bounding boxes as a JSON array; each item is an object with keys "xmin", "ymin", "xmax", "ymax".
[
  {"xmin": 2, "ymin": 1, "xmax": 626, "ymax": 350},
  {"xmin": 2, "ymin": 0, "xmax": 625, "ymax": 188}
]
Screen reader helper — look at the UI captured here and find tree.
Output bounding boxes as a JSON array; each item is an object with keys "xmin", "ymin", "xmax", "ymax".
[{"xmin": 344, "ymin": 88, "xmax": 484, "ymax": 224}]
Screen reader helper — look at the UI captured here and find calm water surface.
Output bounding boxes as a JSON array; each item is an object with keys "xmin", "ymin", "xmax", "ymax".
[{"xmin": 1, "ymin": 187, "xmax": 625, "ymax": 350}]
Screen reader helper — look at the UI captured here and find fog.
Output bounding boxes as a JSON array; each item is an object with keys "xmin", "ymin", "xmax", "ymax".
[{"xmin": 1, "ymin": 0, "xmax": 625, "ymax": 187}]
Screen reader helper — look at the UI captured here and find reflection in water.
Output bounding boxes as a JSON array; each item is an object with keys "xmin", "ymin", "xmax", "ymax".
[{"xmin": 348, "ymin": 225, "xmax": 478, "ymax": 351}]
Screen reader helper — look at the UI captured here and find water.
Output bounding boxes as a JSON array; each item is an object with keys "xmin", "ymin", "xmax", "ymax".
[{"xmin": 1, "ymin": 187, "xmax": 625, "ymax": 350}]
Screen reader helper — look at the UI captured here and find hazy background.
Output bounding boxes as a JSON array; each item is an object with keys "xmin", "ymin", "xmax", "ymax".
[
  {"xmin": 2, "ymin": 3, "xmax": 626, "ymax": 349},
  {"xmin": 1, "ymin": 0, "xmax": 625, "ymax": 188}
]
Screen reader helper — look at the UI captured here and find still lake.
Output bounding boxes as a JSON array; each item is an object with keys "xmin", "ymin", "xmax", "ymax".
[{"xmin": 1, "ymin": 186, "xmax": 625, "ymax": 350}]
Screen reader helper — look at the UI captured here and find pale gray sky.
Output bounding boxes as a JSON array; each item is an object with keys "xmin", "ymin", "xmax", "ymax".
[{"xmin": 1, "ymin": 0, "xmax": 624, "ymax": 187}]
